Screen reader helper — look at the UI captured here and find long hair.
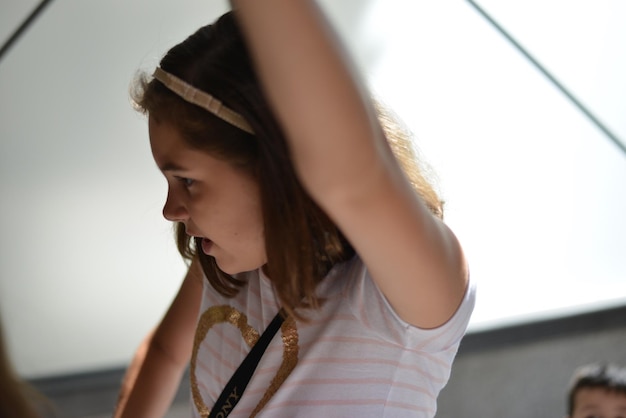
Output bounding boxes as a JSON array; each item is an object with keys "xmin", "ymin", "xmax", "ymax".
[{"xmin": 132, "ymin": 11, "xmax": 443, "ymax": 318}]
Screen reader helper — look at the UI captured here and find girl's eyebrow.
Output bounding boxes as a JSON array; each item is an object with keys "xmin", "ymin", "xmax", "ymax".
[{"xmin": 159, "ymin": 161, "xmax": 187, "ymax": 172}]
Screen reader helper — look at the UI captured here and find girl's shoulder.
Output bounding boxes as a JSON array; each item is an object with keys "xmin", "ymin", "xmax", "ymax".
[{"xmin": 320, "ymin": 255, "xmax": 476, "ymax": 350}]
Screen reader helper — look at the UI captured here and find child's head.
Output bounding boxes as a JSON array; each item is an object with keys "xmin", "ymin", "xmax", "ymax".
[
  {"xmin": 131, "ymin": 11, "xmax": 443, "ymax": 315},
  {"xmin": 567, "ymin": 362, "xmax": 626, "ymax": 418}
]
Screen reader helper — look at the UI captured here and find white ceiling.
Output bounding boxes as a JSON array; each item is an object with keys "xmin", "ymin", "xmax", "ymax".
[{"xmin": 1, "ymin": 0, "xmax": 625, "ymax": 378}]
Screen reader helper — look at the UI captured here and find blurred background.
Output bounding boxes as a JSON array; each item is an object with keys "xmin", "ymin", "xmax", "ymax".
[{"xmin": 1, "ymin": 0, "xmax": 625, "ymax": 417}]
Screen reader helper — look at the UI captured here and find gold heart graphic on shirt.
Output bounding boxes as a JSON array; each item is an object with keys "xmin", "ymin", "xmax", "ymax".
[{"xmin": 190, "ymin": 305, "xmax": 299, "ymax": 418}]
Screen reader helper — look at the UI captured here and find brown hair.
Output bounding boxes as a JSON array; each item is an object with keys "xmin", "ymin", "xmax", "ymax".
[
  {"xmin": 132, "ymin": 11, "xmax": 443, "ymax": 318},
  {"xmin": 567, "ymin": 362, "xmax": 626, "ymax": 416},
  {"xmin": 0, "ymin": 319, "xmax": 54, "ymax": 418}
]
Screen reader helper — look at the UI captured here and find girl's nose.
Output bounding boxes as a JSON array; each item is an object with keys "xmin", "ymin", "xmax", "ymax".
[{"xmin": 162, "ymin": 189, "xmax": 188, "ymax": 222}]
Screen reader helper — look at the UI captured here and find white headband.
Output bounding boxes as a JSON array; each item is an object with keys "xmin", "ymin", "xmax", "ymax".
[{"xmin": 152, "ymin": 67, "xmax": 254, "ymax": 135}]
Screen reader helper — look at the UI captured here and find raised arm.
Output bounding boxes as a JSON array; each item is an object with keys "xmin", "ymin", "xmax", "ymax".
[
  {"xmin": 114, "ymin": 258, "xmax": 203, "ymax": 418},
  {"xmin": 232, "ymin": 0, "xmax": 468, "ymax": 328}
]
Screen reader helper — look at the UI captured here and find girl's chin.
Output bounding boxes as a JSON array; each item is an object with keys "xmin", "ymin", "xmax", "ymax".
[{"xmin": 213, "ymin": 255, "xmax": 268, "ymax": 276}]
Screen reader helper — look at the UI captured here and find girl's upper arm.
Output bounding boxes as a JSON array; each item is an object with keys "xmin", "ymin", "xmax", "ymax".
[
  {"xmin": 232, "ymin": 0, "xmax": 469, "ymax": 328},
  {"xmin": 151, "ymin": 257, "xmax": 203, "ymax": 366}
]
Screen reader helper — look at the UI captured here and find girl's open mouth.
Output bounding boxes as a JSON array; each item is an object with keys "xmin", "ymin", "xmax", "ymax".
[{"xmin": 201, "ymin": 238, "xmax": 213, "ymax": 255}]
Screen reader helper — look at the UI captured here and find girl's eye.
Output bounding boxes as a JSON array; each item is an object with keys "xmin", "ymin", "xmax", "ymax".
[{"xmin": 177, "ymin": 177, "xmax": 195, "ymax": 187}]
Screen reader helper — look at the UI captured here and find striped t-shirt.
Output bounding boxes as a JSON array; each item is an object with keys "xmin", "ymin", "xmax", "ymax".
[{"xmin": 189, "ymin": 256, "xmax": 475, "ymax": 418}]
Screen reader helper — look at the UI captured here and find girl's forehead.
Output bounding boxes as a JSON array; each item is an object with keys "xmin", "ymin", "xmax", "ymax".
[
  {"xmin": 148, "ymin": 117, "xmax": 178, "ymax": 155},
  {"xmin": 148, "ymin": 117, "xmax": 197, "ymax": 170}
]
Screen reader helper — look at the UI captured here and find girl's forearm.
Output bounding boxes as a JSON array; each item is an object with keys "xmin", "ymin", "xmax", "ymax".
[
  {"xmin": 114, "ymin": 332, "xmax": 185, "ymax": 418},
  {"xmin": 231, "ymin": 0, "xmax": 394, "ymax": 204}
]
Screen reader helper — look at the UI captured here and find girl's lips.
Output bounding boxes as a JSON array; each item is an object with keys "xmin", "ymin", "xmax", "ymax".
[
  {"xmin": 185, "ymin": 229, "xmax": 202, "ymax": 238},
  {"xmin": 201, "ymin": 238, "xmax": 213, "ymax": 255}
]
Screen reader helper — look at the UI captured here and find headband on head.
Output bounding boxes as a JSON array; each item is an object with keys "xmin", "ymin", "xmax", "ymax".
[{"xmin": 152, "ymin": 67, "xmax": 254, "ymax": 135}]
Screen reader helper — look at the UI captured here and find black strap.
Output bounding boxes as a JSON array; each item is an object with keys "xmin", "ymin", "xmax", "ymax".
[{"xmin": 208, "ymin": 309, "xmax": 286, "ymax": 418}]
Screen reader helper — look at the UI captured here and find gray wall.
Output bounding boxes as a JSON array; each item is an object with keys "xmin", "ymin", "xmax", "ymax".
[{"xmin": 436, "ymin": 304, "xmax": 626, "ymax": 418}]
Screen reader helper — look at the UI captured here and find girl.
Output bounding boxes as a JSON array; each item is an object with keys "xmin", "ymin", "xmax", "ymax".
[{"xmin": 115, "ymin": 1, "xmax": 475, "ymax": 417}]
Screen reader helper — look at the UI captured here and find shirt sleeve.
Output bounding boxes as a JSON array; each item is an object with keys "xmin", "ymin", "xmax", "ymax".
[{"xmin": 345, "ymin": 256, "xmax": 477, "ymax": 353}]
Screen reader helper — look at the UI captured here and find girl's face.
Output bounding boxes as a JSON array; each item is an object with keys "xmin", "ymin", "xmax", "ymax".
[{"xmin": 149, "ymin": 116, "xmax": 266, "ymax": 274}]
